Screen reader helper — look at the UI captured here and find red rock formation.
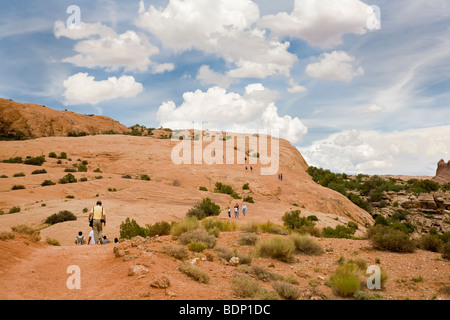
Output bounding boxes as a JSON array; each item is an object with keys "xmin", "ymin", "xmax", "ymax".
[{"xmin": 434, "ymin": 159, "xmax": 450, "ymax": 183}]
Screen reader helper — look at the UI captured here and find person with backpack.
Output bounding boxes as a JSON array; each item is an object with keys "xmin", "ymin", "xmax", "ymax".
[
  {"xmin": 88, "ymin": 200, "xmax": 106, "ymax": 245},
  {"xmin": 227, "ymin": 207, "xmax": 231, "ymax": 218},
  {"xmin": 74, "ymin": 231, "xmax": 85, "ymax": 245},
  {"xmin": 242, "ymin": 204, "xmax": 247, "ymax": 217}
]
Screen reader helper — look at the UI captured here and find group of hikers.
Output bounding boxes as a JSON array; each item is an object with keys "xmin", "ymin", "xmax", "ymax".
[
  {"xmin": 227, "ymin": 203, "xmax": 247, "ymax": 219},
  {"xmin": 75, "ymin": 200, "xmax": 117, "ymax": 245}
]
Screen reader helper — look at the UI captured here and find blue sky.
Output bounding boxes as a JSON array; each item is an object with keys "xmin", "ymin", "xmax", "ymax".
[{"xmin": 1, "ymin": 0, "xmax": 449, "ymax": 176}]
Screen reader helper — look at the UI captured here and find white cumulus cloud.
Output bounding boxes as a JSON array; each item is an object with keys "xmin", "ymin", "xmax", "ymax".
[
  {"xmin": 156, "ymin": 83, "xmax": 307, "ymax": 144},
  {"xmin": 305, "ymin": 51, "xmax": 364, "ymax": 82},
  {"xmin": 259, "ymin": 0, "xmax": 378, "ymax": 48},
  {"xmin": 300, "ymin": 126, "xmax": 450, "ymax": 176},
  {"xmin": 63, "ymin": 72, "xmax": 143, "ymax": 105}
]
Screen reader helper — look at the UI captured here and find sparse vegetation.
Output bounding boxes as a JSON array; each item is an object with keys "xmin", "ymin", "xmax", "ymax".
[
  {"xmin": 171, "ymin": 217, "xmax": 200, "ymax": 237},
  {"xmin": 9, "ymin": 206, "xmax": 21, "ymax": 214},
  {"xmin": 329, "ymin": 262, "xmax": 362, "ymax": 297},
  {"xmin": 59, "ymin": 173, "xmax": 77, "ymax": 184},
  {"xmin": 290, "ymin": 233, "xmax": 323, "ymax": 255},
  {"xmin": 31, "ymin": 169, "xmax": 47, "ymax": 175},
  {"xmin": 13, "ymin": 172, "xmax": 25, "ymax": 177},
  {"xmin": 44, "ymin": 210, "xmax": 77, "ymax": 225},
  {"xmin": 238, "ymin": 232, "xmax": 260, "ymax": 246},
  {"xmin": 2, "ymin": 157, "xmax": 23, "ymax": 163},
  {"xmin": 24, "ymin": 156, "xmax": 46, "ymax": 166},
  {"xmin": 162, "ymin": 245, "xmax": 189, "ymax": 260},
  {"xmin": 214, "ymin": 182, "xmax": 241, "ymax": 199},
  {"xmin": 46, "ymin": 237, "xmax": 61, "ymax": 246},
  {"xmin": 140, "ymin": 174, "xmax": 151, "ymax": 181},
  {"xmin": 0, "ymin": 231, "xmax": 15, "ymax": 241},
  {"xmin": 199, "ymin": 186, "xmax": 208, "ymax": 191},
  {"xmin": 322, "ymin": 223, "xmax": 358, "ymax": 239},
  {"xmin": 11, "ymin": 185, "xmax": 25, "ymax": 190},
  {"xmin": 255, "ymin": 236, "xmax": 295, "ymax": 262},
  {"xmin": 367, "ymin": 225, "xmax": 415, "ymax": 253},
  {"xmin": 186, "ymin": 197, "xmax": 220, "ymax": 220},
  {"xmin": 178, "ymin": 261, "xmax": 210, "ymax": 284},
  {"xmin": 178, "ymin": 228, "xmax": 217, "ymax": 248},
  {"xmin": 271, "ymin": 281, "xmax": 301, "ymax": 300},
  {"xmin": 41, "ymin": 180, "xmax": 56, "ymax": 186},
  {"xmin": 187, "ymin": 241, "xmax": 207, "ymax": 252},
  {"xmin": 11, "ymin": 224, "xmax": 41, "ymax": 242}
]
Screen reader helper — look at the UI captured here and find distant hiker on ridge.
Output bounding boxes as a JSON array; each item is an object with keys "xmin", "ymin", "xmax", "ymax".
[{"xmin": 89, "ymin": 200, "xmax": 106, "ymax": 245}]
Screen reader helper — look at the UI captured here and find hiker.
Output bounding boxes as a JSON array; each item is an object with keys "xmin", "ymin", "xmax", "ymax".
[
  {"xmin": 245, "ymin": 166, "xmax": 248, "ymax": 171},
  {"xmin": 250, "ymin": 166, "xmax": 253, "ymax": 172},
  {"xmin": 102, "ymin": 235, "xmax": 110, "ymax": 244},
  {"xmin": 75, "ymin": 231, "xmax": 85, "ymax": 245},
  {"xmin": 88, "ymin": 200, "xmax": 106, "ymax": 245},
  {"xmin": 242, "ymin": 204, "xmax": 247, "ymax": 217},
  {"xmin": 114, "ymin": 238, "xmax": 119, "ymax": 243},
  {"xmin": 227, "ymin": 207, "xmax": 231, "ymax": 218},
  {"xmin": 280, "ymin": 173, "xmax": 283, "ymax": 181},
  {"xmin": 234, "ymin": 205, "xmax": 239, "ymax": 218}
]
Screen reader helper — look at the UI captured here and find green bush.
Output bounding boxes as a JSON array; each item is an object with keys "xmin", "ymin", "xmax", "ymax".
[
  {"xmin": 24, "ymin": 156, "xmax": 45, "ymax": 166},
  {"xmin": 243, "ymin": 196, "xmax": 254, "ymax": 203},
  {"xmin": 322, "ymin": 225, "xmax": 357, "ymax": 239},
  {"xmin": 243, "ymin": 183, "xmax": 250, "ymax": 190},
  {"xmin": 59, "ymin": 173, "xmax": 77, "ymax": 184},
  {"xmin": 77, "ymin": 164, "xmax": 88, "ymax": 172},
  {"xmin": 367, "ymin": 225, "xmax": 415, "ymax": 253},
  {"xmin": 419, "ymin": 234, "xmax": 442, "ymax": 252},
  {"xmin": 48, "ymin": 152, "xmax": 57, "ymax": 158},
  {"xmin": 41, "ymin": 180, "xmax": 56, "ymax": 186},
  {"xmin": 442, "ymin": 242, "xmax": 450, "ymax": 260},
  {"xmin": 214, "ymin": 182, "xmax": 241, "ymax": 199},
  {"xmin": 140, "ymin": 174, "xmax": 151, "ymax": 181},
  {"xmin": 57, "ymin": 152, "xmax": 67, "ymax": 159},
  {"xmin": 199, "ymin": 186, "xmax": 208, "ymax": 191},
  {"xmin": 13, "ymin": 172, "xmax": 25, "ymax": 177},
  {"xmin": 241, "ymin": 221, "xmax": 260, "ymax": 233},
  {"xmin": 9, "ymin": 206, "xmax": 21, "ymax": 214},
  {"xmin": 122, "ymin": 174, "xmax": 132, "ymax": 179},
  {"xmin": 119, "ymin": 218, "xmax": 147, "ymax": 239},
  {"xmin": 202, "ymin": 218, "xmax": 237, "ymax": 232},
  {"xmin": 146, "ymin": 221, "xmax": 172, "ymax": 237},
  {"xmin": 3, "ymin": 157, "xmax": 23, "ymax": 163},
  {"xmin": 255, "ymin": 237, "xmax": 295, "ymax": 262},
  {"xmin": 12, "ymin": 185, "xmax": 25, "ymax": 190},
  {"xmin": 187, "ymin": 242, "xmax": 208, "ymax": 252},
  {"xmin": 31, "ymin": 169, "xmax": 47, "ymax": 175},
  {"xmin": 44, "ymin": 210, "xmax": 77, "ymax": 225},
  {"xmin": 186, "ymin": 197, "xmax": 220, "ymax": 220},
  {"xmin": 231, "ymin": 274, "xmax": 264, "ymax": 298},
  {"xmin": 64, "ymin": 168, "xmax": 77, "ymax": 173},
  {"xmin": 330, "ymin": 263, "xmax": 362, "ymax": 297},
  {"xmin": 282, "ymin": 210, "xmax": 315, "ymax": 230},
  {"xmin": 259, "ymin": 221, "xmax": 289, "ymax": 235}
]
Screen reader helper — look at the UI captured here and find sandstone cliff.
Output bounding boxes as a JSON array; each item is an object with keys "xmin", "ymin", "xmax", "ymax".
[{"xmin": 434, "ymin": 159, "xmax": 450, "ymax": 184}]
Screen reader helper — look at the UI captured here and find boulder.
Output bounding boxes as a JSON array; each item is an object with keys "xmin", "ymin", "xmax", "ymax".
[
  {"xmin": 128, "ymin": 264, "xmax": 149, "ymax": 276},
  {"xmin": 150, "ymin": 276, "xmax": 170, "ymax": 289}
]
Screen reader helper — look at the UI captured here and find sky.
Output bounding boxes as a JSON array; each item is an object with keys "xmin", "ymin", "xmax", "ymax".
[{"xmin": 1, "ymin": 0, "xmax": 449, "ymax": 176}]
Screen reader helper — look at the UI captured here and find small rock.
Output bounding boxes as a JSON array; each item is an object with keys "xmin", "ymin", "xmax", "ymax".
[
  {"xmin": 229, "ymin": 256, "xmax": 240, "ymax": 266},
  {"xmin": 191, "ymin": 258, "xmax": 200, "ymax": 265},
  {"xmin": 128, "ymin": 264, "xmax": 149, "ymax": 276},
  {"xmin": 150, "ymin": 276, "xmax": 170, "ymax": 289},
  {"xmin": 166, "ymin": 290, "xmax": 177, "ymax": 297},
  {"xmin": 317, "ymin": 276, "xmax": 325, "ymax": 281},
  {"xmin": 267, "ymin": 263, "xmax": 275, "ymax": 268}
]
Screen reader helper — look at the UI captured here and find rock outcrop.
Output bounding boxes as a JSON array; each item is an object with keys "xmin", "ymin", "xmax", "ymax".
[
  {"xmin": 434, "ymin": 159, "xmax": 450, "ymax": 184},
  {"xmin": 0, "ymin": 98, "xmax": 130, "ymax": 139}
]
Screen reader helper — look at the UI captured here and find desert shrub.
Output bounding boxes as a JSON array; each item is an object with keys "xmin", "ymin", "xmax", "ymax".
[
  {"xmin": 77, "ymin": 164, "xmax": 88, "ymax": 172},
  {"xmin": 146, "ymin": 221, "xmax": 171, "ymax": 237},
  {"xmin": 66, "ymin": 195, "xmax": 75, "ymax": 199},
  {"xmin": 59, "ymin": 173, "xmax": 77, "ymax": 184},
  {"xmin": 57, "ymin": 152, "xmax": 67, "ymax": 159},
  {"xmin": 199, "ymin": 186, "xmax": 208, "ymax": 191},
  {"xmin": 122, "ymin": 174, "xmax": 132, "ymax": 179},
  {"xmin": 187, "ymin": 241, "xmax": 208, "ymax": 252},
  {"xmin": 214, "ymin": 182, "xmax": 241, "ymax": 199},
  {"xmin": 186, "ymin": 197, "xmax": 220, "ymax": 220},
  {"xmin": 255, "ymin": 237, "xmax": 295, "ymax": 262},
  {"xmin": 419, "ymin": 234, "xmax": 443, "ymax": 252},
  {"xmin": 271, "ymin": 281, "xmax": 301, "ymax": 300},
  {"xmin": 24, "ymin": 156, "xmax": 45, "ymax": 166},
  {"xmin": 307, "ymin": 215, "xmax": 319, "ymax": 222},
  {"xmin": 0, "ymin": 231, "xmax": 15, "ymax": 241},
  {"xmin": 295, "ymin": 225, "xmax": 322, "ymax": 237},
  {"xmin": 171, "ymin": 217, "xmax": 199, "ymax": 237},
  {"xmin": 442, "ymin": 242, "xmax": 450, "ymax": 260},
  {"xmin": 41, "ymin": 180, "xmax": 56, "ymax": 186},
  {"xmin": 11, "ymin": 185, "xmax": 25, "ymax": 190},
  {"xmin": 231, "ymin": 274, "xmax": 264, "ymax": 298},
  {"xmin": 13, "ymin": 172, "xmax": 25, "ymax": 177},
  {"xmin": 31, "ymin": 169, "xmax": 47, "ymax": 175},
  {"xmin": 140, "ymin": 174, "xmax": 151, "ymax": 181},
  {"xmin": 179, "ymin": 228, "xmax": 217, "ymax": 248},
  {"xmin": 214, "ymin": 247, "xmax": 252, "ymax": 265},
  {"xmin": 330, "ymin": 263, "xmax": 362, "ymax": 297},
  {"xmin": 259, "ymin": 221, "xmax": 289, "ymax": 235},
  {"xmin": 119, "ymin": 218, "xmax": 147, "ymax": 239},
  {"xmin": 9, "ymin": 206, "xmax": 21, "ymax": 214},
  {"xmin": 243, "ymin": 196, "xmax": 254, "ymax": 203},
  {"xmin": 238, "ymin": 265, "xmax": 284, "ymax": 282},
  {"xmin": 0, "ymin": 175, "xmax": 8, "ymax": 178},
  {"xmin": 64, "ymin": 168, "xmax": 77, "ymax": 173},
  {"xmin": 48, "ymin": 152, "xmax": 57, "ymax": 158},
  {"xmin": 44, "ymin": 210, "xmax": 77, "ymax": 225},
  {"xmin": 46, "ymin": 237, "xmax": 61, "ymax": 246},
  {"xmin": 3, "ymin": 157, "xmax": 23, "ymax": 163},
  {"xmin": 350, "ymin": 257, "xmax": 367, "ymax": 271},
  {"xmin": 353, "ymin": 291, "xmax": 383, "ymax": 300},
  {"xmin": 282, "ymin": 210, "xmax": 315, "ymax": 230},
  {"xmin": 178, "ymin": 262, "xmax": 210, "ymax": 284},
  {"xmin": 202, "ymin": 218, "xmax": 236, "ymax": 232},
  {"xmin": 11, "ymin": 224, "xmax": 41, "ymax": 241},
  {"xmin": 238, "ymin": 232, "xmax": 260, "ymax": 246},
  {"xmin": 406, "ymin": 179, "xmax": 440, "ymax": 193},
  {"xmin": 367, "ymin": 225, "xmax": 415, "ymax": 253},
  {"xmin": 322, "ymin": 225, "xmax": 357, "ymax": 239},
  {"xmin": 290, "ymin": 233, "xmax": 323, "ymax": 255},
  {"xmin": 162, "ymin": 245, "xmax": 189, "ymax": 260},
  {"xmin": 243, "ymin": 183, "xmax": 250, "ymax": 190},
  {"xmin": 241, "ymin": 221, "xmax": 260, "ymax": 233}
]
